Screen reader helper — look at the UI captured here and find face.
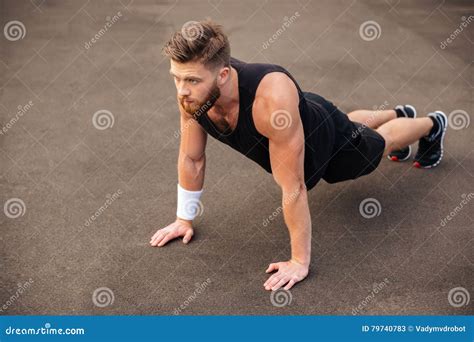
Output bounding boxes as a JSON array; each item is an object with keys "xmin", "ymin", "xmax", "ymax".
[{"xmin": 169, "ymin": 60, "xmax": 227, "ymax": 116}]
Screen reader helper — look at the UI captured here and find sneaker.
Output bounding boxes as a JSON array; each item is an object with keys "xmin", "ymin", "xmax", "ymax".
[
  {"xmin": 388, "ymin": 105, "xmax": 417, "ymax": 161},
  {"xmin": 413, "ymin": 111, "xmax": 448, "ymax": 169}
]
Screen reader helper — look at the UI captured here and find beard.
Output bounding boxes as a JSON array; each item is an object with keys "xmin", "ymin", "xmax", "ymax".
[{"xmin": 180, "ymin": 79, "xmax": 221, "ymax": 118}]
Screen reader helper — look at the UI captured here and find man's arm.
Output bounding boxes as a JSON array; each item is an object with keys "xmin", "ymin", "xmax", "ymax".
[
  {"xmin": 254, "ymin": 72, "xmax": 311, "ymax": 291},
  {"xmin": 177, "ymin": 108, "xmax": 207, "ymax": 192},
  {"xmin": 150, "ymin": 105, "xmax": 207, "ymax": 247}
]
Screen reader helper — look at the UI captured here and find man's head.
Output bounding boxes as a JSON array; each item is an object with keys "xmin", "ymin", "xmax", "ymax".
[{"xmin": 163, "ymin": 20, "xmax": 231, "ymax": 116}]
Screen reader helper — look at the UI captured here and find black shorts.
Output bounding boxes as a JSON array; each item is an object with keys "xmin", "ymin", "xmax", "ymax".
[
  {"xmin": 322, "ymin": 122, "xmax": 386, "ymax": 184},
  {"xmin": 304, "ymin": 92, "xmax": 386, "ymax": 184}
]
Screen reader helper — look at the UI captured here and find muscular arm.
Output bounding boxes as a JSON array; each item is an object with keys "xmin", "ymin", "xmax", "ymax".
[
  {"xmin": 178, "ymin": 107, "xmax": 207, "ymax": 192},
  {"xmin": 149, "ymin": 104, "xmax": 207, "ymax": 247},
  {"xmin": 254, "ymin": 72, "xmax": 311, "ymax": 290}
]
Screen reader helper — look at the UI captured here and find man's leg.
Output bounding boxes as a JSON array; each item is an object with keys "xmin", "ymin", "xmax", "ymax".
[
  {"xmin": 347, "ymin": 109, "xmax": 396, "ymax": 129},
  {"xmin": 376, "ymin": 117, "xmax": 433, "ymax": 156}
]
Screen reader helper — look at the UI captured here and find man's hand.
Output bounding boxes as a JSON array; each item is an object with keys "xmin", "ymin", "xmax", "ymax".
[
  {"xmin": 150, "ymin": 219, "xmax": 194, "ymax": 247},
  {"xmin": 264, "ymin": 259, "xmax": 309, "ymax": 291}
]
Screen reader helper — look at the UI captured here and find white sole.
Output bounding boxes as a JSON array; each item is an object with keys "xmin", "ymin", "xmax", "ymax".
[{"xmin": 387, "ymin": 145, "xmax": 412, "ymax": 161}]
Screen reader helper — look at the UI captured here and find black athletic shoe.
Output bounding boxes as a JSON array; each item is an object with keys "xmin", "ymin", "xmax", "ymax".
[
  {"xmin": 388, "ymin": 104, "xmax": 417, "ymax": 162},
  {"xmin": 413, "ymin": 111, "xmax": 448, "ymax": 169}
]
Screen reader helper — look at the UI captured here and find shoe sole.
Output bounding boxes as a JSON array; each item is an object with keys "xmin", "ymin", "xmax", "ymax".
[
  {"xmin": 387, "ymin": 145, "xmax": 412, "ymax": 162},
  {"xmin": 413, "ymin": 110, "xmax": 448, "ymax": 169},
  {"xmin": 388, "ymin": 104, "xmax": 417, "ymax": 162}
]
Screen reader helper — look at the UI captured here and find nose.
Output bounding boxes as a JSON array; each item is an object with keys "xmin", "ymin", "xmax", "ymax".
[{"xmin": 177, "ymin": 84, "xmax": 190, "ymax": 97}]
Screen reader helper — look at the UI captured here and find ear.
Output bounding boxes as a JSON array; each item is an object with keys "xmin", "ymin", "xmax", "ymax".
[{"xmin": 217, "ymin": 66, "xmax": 231, "ymax": 85}]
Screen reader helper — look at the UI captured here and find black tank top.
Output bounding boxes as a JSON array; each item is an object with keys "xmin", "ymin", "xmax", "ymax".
[{"xmin": 195, "ymin": 57, "xmax": 336, "ymax": 190}]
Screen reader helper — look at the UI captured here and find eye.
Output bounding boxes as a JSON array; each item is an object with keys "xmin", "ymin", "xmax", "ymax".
[{"xmin": 189, "ymin": 79, "xmax": 198, "ymax": 85}]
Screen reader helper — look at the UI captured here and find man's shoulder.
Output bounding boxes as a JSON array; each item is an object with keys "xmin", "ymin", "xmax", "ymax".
[
  {"xmin": 257, "ymin": 72, "xmax": 296, "ymax": 98},
  {"xmin": 252, "ymin": 72, "xmax": 300, "ymax": 138}
]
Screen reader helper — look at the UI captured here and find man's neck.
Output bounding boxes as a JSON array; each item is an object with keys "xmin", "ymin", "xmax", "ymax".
[{"xmin": 211, "ymin": 67, "xmax": 238, "ymax": 116}]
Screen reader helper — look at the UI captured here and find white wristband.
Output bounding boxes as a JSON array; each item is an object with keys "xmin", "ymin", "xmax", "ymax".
[{"xmin": 176, "ymin": 184, "xmax": 203, "ymax": 220}]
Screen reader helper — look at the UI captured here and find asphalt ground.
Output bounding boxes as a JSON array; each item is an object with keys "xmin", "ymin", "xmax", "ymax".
[{"xmin": 1, "ymin": 0, "xmax": 472, "ymax": 315}]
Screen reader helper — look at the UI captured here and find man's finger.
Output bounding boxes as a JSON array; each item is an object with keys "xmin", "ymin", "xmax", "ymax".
[
  {"xmin": 150, "ymin": 232, "xmax": 165, "ymax": 246},
  {"xmin": 153, "ymin": 232, "xmax": 169, "ymax": 246},
  {"xmin": 283, "ymin": 279, "xmax": 296, "ymax": 291},
  {"xmin": 265, "ymin": 273, "xmax": 282, "ymax": 290},
  {"xmin": 150, "ymin": 230, "xmax": 164, "ymax": 241},
  {"xmin": 183, "ymin": 230, "xmax": 193, "ymax": 244},
  {"xmin": 264, "ymin": 272, "xmax": 278, "ymax": 286},
  {"xmin": 264, "ymin": 273, "xmax": 277, "ymax": 288},
  {"xmin": 265, "ymin": 263, "xmax": 279, "ymax": 273},
  {"xmin": 272, "ymin": 277, "xmax": 289, "ymax": 291},
  {"xmin": 267, "ymin": 275, "xmax": 282, "ymax": 290},
  {"xmin": 157, "ymin": 232, "xmax": 177, "ymax": 247}
]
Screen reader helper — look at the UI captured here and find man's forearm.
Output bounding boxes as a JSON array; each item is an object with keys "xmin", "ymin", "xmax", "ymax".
[
  {"xmin": 176, "ymin": 153, "xmax": 205, "ymax": 223},
  {"xmin": 281, "ymin": 184, "xmax": 312, "ymax": 266},
  {"xmin": 178, "ymin": 153, "xmax": 205, "ymax": 190}
]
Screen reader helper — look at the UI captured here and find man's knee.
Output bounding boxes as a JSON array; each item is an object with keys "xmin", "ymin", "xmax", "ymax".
[
  {"xmin": 376, "ymin": 126, "xmax": 393, "ymax": 156},
  {"xmin": 348, "ymin": 110, "xmax": 378, "ymax": 129},
  {"xmin": 347, "ymin": 110, "xmax": 365, "ymax": 122}
]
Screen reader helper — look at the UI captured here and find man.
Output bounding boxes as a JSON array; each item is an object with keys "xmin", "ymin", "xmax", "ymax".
[{"xmin": 150, "ymin": 20, "xmax": 448, "ymax": 291}]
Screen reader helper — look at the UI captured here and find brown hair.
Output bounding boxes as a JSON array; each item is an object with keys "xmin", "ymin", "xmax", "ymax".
[{"xmin": 162, "ymin": 19, "xmax": 230, "ymax": 70}]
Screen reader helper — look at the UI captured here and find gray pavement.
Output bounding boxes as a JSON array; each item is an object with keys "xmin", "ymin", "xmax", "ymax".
[{"xmin": 1, "ymin": 0, "xmax": 473, "ymax": 315}]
